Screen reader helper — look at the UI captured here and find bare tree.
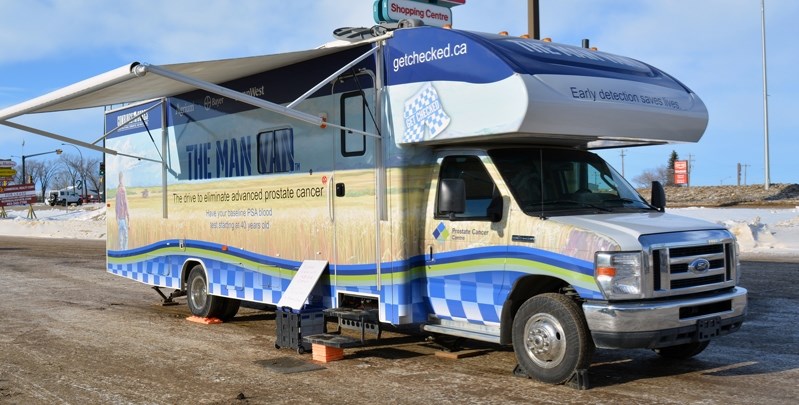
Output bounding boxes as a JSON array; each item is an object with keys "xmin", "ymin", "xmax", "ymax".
[
  {"xmin": 59, "ymin": 153, "xmax": 82, "ymax": 193},
  {"xmin": 28, "ymin": 160, "xmax": 61, "ymax": 202},
  {"xmin": 51, "ymin": 170, "xmax": 72, "ymax": 190},
  {"xmin": 632, "ymin": 165, "xmax": 670, "ymax": 188},
  {"xmin": 83, "ymin": 156, "xmax": 102, "ymax": 198}
]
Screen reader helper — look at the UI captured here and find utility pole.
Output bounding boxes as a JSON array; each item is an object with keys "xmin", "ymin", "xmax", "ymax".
[
  {"xmin": 737, "ymin": 163, "xmax": 741, "ymax": 186},
  {"xmin": 619, "ymin": 149, "xmax": 626, "ymax": 177},
  {"xmin": 761, "ymin": 0, "xmax": 771, "ymax": 190},
  {"xmin": 743, "ymin": 163, "xmax": 750, "ymax": 185},
  {"xmin": 687, "ymin": 153, "xmax": 695, "ymax": 188},
  {"xmin": 527, "ymin": 0, "xmax": 540, "ymax": 39}
]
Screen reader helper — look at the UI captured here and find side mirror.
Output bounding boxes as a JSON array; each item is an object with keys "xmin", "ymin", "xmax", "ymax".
[
  {"xmin": 438, "ymin": 178, "xmax": 466, "ymax": 218},
  {"xmin": 651, "ymin": 181, "xmax": 666, "ymax": 212}
]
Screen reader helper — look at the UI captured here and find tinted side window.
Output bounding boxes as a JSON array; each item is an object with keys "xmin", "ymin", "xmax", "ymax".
[
  {"xmin": 340, "ymin": 91, "xmax": 366, "ymax": 157},
  {"xmin": 436, "ymin": 156, "xmax": 501, "ymax": 221}
]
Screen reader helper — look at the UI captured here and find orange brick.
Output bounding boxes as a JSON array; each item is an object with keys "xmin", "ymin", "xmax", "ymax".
[
  {"xmin": 312, "ymin": 343, "xmax": 344, "ymax": 363},
  {"xmin": 186, "ymin": 316, "xmax": 223, "ymax": 324}
]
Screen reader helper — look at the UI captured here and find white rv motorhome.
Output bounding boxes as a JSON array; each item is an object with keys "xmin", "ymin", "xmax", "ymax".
[{"xmin": 0, "ymin": 23, "xmax": 746, "ymax": 385}]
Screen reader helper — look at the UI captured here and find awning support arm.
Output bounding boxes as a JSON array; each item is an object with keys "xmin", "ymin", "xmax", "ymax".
[
  {"xmin": 286, "ymin": 47, "xmax": 377, "ymax": 109},
  {"xmin": 115, "ymin": 152, "xmax": 163, "ymax": 164},
  {"xmin": 93, "ymin": 99, "xmax": 164, "ymax": 145},
  {"xmin": 1, "ymin": 118, "xmax": 165, "ymax": 164},
  {"xmin": 135, "ymin": 63, "xmax": 381, "ymax": 139},
  {"xmin": 0, "ymin": 120, "xmax": 117, "ymax": 155}
]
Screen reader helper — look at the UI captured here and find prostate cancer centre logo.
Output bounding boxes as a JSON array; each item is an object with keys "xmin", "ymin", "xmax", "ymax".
[{"xmin": 433, "ymin": 221, "xmax": 449, "ymax": 242}]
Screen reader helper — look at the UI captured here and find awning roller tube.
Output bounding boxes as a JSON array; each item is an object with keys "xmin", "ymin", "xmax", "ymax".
[{"xmin": 0, "ymin": 63, "xmax": 140, "ymax": 121}]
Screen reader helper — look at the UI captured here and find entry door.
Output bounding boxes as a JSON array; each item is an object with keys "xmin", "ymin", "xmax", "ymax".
[
  {"xmin": 332, "ymin": 73, "xmax": 379, "ymax": 293},
  {"xmin": 424, "ymin": 154, "xmax": 508, "ymax": 325}
]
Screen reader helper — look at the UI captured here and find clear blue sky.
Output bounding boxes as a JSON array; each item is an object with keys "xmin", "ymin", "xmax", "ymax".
[{"xmin": 1, "ymin": 0, "xmax": 796, "ymax": 187}]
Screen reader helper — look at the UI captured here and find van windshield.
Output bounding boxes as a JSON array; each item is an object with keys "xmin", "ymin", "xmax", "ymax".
[{"xmin": 489, "ymin": 148, "xmax": 653, "ymax": 216}]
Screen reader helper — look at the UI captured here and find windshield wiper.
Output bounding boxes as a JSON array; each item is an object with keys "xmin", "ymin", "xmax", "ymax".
[
  {"xmin": 603, "ymin": 197, "xmax": 661, "ymax": 211},
  {"xmin": 537, "ymin": 200, "xmax": 613, "ymax": 213}
]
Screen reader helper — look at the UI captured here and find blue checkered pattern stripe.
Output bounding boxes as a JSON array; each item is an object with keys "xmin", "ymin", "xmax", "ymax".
[
  {"xmin": 106, "ymin": 241, "xmax": 595, "ymax": 327},
  {"xmin": 402, "ymin": 83, "xmax": 450, "ymax": 143},
  {"xmin": 426, "ymin": 271, "xmax": 505, "ymax": 326},
  {"xmin": 207, "ymin": 262, "xmax": 286, "ymax": 304},
  {"xmin": 107, "ymin": 255, "xmax": 287, "ymax": 305},
  {"xmin": 107, "ymin": 256, "xmax": 180, "ymax": 289}
]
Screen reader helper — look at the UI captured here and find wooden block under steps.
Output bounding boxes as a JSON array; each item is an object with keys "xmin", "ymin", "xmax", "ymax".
[{"xmin": 434, "ymin": 349, "xmax": 489, "ymax": 360}]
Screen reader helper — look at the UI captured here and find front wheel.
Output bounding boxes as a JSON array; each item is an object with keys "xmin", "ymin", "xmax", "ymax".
[
  {"xmin": 512, "ymin": 293, "xmax": 594, "ymax": 384},
  {"xmin": 186, "ymin": 265, "xmax": 225, "ymax": 319},
  {"xmin": 654, "ymin": 341, "xmax": 710, "ymax": 359}
]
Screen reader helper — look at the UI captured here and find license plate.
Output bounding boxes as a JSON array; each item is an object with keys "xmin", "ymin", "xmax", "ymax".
[{"xmin": 697, "ymin": 316, "xmax": 722, "ymax": 341}]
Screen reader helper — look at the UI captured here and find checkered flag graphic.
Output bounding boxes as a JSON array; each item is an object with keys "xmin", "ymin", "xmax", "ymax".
[{"xmin": 403, "ymin": 83, "xmax": 450, "ymax": 143}]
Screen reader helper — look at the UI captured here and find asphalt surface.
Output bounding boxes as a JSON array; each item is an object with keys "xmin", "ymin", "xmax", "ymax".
[{"xmin": 0, "ymin": 236, "xmax": 797, "ymax": 404}]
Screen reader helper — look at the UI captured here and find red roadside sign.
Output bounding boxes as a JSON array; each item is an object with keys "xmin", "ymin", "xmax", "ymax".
[
  {"xmin": 674, "ymin": 160, "xmax": 688, "ymax": 185},
  {"xmin": 0, "ymin": 183, "xmax": 37, "ymax": 207}
]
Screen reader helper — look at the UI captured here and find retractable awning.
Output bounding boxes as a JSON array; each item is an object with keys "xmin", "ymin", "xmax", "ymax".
[
  {"xmin": 0, "ymin": 46, "xmax": 358, "ymax": 119},
  {"xmin": 0, "ymin": 40, "xmax": 381, "ymax": 153}
]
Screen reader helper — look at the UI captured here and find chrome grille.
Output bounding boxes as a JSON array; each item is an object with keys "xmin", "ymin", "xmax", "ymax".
[{"xmin": 641, "ymin": 230, "xmax": 737, "ymax": 298}]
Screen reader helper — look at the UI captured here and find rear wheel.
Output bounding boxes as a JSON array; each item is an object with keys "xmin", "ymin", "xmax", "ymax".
[
  {"xmin": 218, "ymin": 298, "xmax": 241, "ymax": 322},
  {"xmin": 654, "ymin": 341, "xmax": 710, "ymax": 359},
  {"xmin": 512, "ymin": 293, "xmax": 594, "ymax": 384},
  {"xmin": 186, "ymin": 265, "xmax": 225, "ymax": 319}
]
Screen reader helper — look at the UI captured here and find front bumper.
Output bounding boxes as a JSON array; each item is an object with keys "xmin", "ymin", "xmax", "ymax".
[{"xmin": 583, "ymin": 287, "xmax": 747, "ymax": 349}]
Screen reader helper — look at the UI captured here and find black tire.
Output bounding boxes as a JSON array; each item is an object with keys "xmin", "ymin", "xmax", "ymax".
[
  {"xmin": 654, "ymin": 341, "xmax": 710, "ymax": 359},
  {"xmin": 186, "ymin": 265, "xmax": 225, "ymax": 319},
  {"xmin": 217, "ymin": 298, "xmax": 241, "ymax": 322},
  {"xmin": 512, "ymin": 293, "xmax": 594, "ymax": 384}
]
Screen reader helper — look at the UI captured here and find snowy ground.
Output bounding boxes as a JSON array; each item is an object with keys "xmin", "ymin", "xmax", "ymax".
[
  {"xmin": 0, "ymin": 203, "xmax": 797, "ymax": 260},
  {"xmin": 671, "ymin": 206, "xmax": 799, "ymax": 260},
  {"xmin": 0, "ymin": 203, "xmax": 107, "ymax": 240}
]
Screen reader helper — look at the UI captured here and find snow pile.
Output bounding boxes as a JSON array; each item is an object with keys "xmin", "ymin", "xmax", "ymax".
[
  {"xmin": 0, "ymin": 203, "xmax": 106, "ymax": 240},
  {"xmin": 673, "ymin": 207, "xmax": 799, "ymax": 259},
  {"xmin": 0, "ymin": 204, "xmax": 796, "ymax": 260}
]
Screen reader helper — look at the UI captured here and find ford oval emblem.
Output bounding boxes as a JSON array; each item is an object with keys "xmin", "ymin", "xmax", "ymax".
[{"xmin": 688, "ymin": 258, "xmax": 711, "ymax": 274}]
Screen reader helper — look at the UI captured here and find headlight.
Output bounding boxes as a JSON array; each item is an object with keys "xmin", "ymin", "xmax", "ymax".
[{"xmin": 595, "ymin": 252, "xmax": 644, "ymax": 299}]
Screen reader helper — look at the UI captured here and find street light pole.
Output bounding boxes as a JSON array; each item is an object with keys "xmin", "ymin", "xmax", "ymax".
[{"xmin": 20, "ymin": 149, "xmax": 63, "ymax": 184}]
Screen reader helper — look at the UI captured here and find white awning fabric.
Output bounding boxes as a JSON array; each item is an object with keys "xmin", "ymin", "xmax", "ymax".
[{"xmin": 0, "ymin": 45, "xmax": 360, "ymax": 121}]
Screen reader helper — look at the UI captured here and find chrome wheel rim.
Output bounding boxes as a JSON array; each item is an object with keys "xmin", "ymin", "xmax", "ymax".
[
  {"xmin": 190, "ymin": 274, "xmax": 207, "ymax": 309},
  {"xmin": 523, "ymin": 313, "xmax": 566, "ymax": 369}
]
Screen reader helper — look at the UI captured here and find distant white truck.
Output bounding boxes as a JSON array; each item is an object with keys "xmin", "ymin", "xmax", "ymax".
[{"xmin": 47, "ymin": 188, "xmax": 83, "ymax": 206}]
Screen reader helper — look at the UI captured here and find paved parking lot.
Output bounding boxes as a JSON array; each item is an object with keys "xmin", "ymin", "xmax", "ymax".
[{"xmin": 0, "ymin": 236, "xmax": 797, "ymax": 404}]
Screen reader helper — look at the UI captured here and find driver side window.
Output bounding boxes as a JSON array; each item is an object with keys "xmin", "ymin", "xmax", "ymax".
[{"xmin": 436, "ymin": 156, "xmax": 502, "ymax": 221}]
